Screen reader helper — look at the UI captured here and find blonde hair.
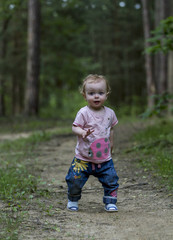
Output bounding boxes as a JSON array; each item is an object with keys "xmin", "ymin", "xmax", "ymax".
[{"xmin": 80, "ymin": 74, "xmax": 111, "ymax": 95}]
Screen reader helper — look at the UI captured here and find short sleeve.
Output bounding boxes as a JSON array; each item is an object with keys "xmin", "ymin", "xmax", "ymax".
[
  {"xmin": 73, "ymin": 110, "xmax": 86, "ymax": 128},
  {"xmin": 111, "ymin": 110, "xmax": 118, "ymax": 127}
]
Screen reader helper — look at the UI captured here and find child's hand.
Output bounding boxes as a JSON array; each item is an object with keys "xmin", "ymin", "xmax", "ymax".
[{"xmin": 82, "ymin": 129, "xmax": 94, "ymax": 139}]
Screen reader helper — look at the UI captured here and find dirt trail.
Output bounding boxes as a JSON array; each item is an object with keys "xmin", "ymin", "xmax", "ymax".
[{"xmin": 2, "ymin": 122, "xmax": 173, "ymax": 239}]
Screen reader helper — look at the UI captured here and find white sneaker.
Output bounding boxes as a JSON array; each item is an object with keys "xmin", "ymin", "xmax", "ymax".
[{"xmin": 67, "ymin": 200, "xmax": 78, "ymax": 211}]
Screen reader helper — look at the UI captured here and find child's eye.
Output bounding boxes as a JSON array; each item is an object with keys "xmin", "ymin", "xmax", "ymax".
[
  {"xmin": 89, "ymin": 92, "xmax": 94, "ymax": 95},
  {"xmin": 99, "ymin": 92, "xmax": 104, "ymax": 95}
]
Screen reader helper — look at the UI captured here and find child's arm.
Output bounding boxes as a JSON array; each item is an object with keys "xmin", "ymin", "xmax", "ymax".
[
  {"xmin": 72, "ymin": 125, "xmax": 94, "ymax": 139},
  {"xmin": 110, "ymin": 127, "xmax": 114, "ymax": 154}
]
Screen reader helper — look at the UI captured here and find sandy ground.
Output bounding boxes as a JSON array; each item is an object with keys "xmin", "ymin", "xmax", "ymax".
[{"xmin": 1, "ymin": 122, "xmax": 173, "ymax": 239}]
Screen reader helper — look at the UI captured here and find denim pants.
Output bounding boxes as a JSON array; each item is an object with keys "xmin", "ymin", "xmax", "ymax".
[{"xmin": 65, "ymin": 157, "xmax": 119, "ymax": 204}]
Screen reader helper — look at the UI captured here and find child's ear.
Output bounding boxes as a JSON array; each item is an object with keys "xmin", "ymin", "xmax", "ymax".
[
  {"xmin": 106, "ymin": 92, "xmax": 110, "ymax": 99},
  {"xmin": 83, "ymin": 93, "xmax": 86, "ymax": 100}
]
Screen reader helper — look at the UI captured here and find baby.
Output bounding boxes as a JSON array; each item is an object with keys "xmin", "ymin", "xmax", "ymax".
[{"xmin": 65, "ymin": 74, "xmax": 119, "ymax": 211}]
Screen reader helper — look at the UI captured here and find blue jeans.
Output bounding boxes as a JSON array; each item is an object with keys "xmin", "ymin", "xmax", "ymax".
[{"xmin": 65, "ymin": 157, "xmax": 119, "ymax": 204}]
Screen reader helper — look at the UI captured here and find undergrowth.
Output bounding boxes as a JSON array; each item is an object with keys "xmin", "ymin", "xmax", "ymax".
[
  {"xmin": 129, "ymin": 119, "xmax": 173, "ymax": 191},
  {"xmin": 0, "ymin": 117, "xmax": 71, "ymax": 133}
]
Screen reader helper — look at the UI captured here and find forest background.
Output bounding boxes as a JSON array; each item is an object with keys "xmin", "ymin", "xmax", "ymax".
[
  {"xmin": 0, "ymin": 0, "xmax": 172, "ymax": 119},
  {"xmin": 0, "ymin": 1, "xmax": 173, "ymax": 238}
]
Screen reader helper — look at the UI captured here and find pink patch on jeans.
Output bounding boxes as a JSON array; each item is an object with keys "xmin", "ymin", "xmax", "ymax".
[
  {"xmin": 110, "ymin": 190, "xmax": 118, "ymax": 198},
  {"xmin": 88, "ymin": 138, "xmax": 110, "ymax": 160}
]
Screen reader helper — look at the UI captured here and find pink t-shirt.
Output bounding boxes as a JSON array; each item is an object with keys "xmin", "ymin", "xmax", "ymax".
[{"xmin": 73, "ymin": 106, "xmax": 118, "ymax": 163}]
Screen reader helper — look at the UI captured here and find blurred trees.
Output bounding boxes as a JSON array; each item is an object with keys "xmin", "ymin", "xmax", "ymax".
[
  {"xmin": 154, "ymin": 0, "xmax": 168, "ymax": 95},
  {"xmin": 25, "ymin": 0, "xmax": 40, "ymax": 115},
  {"xmin": 0, "ymin": 1, "xmax": 12, "ymax": 116},
  {"xmin": 0, "ymin": 0, "xmax": 172, "ymax": 117},
  {"xmin": 141, "ymin": 0, "xmax": 155, "ymax": 109},
  {"xmin": 141, "ymin": 0, "xmax": 173, "ymax": 109},
  {"xmin": 0, "ymin": 0, "xmax": 27, "ymax": 116},
  {"xmin": 145, "ymin": 16, "xmax": 173, "ymax": 115}
]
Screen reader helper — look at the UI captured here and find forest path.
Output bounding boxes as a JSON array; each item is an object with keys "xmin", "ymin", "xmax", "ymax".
[{"xmin": 2, "ymin": 121, "xmax": 173, "ymax": 239}]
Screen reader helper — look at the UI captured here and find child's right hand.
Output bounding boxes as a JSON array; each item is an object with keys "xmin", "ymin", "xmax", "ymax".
[{"xmin": 82, "ymin": 128, "xmax": 94, "ymax": 139}]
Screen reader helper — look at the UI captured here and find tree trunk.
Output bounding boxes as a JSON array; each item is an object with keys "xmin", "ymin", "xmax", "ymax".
[
  {"xmin": 168, "ymin": 52, "xmax": 173, "ymax": 114},
  {"xmin": 12, "ymin": 75, "xmax": 20, "ymax": 115},
  {"xmin": 12, "ymin": 33, "xmax": 21, "ymax": 115},
  {"xmin": 0, "ymin": 18, "xmax": 10, "ymax": 116},
  {"xmin": 25, "ymin": 0, "xmax": 40, "ymax": 116},
  {"xmin": 141, "ymin": 0, "xmax": 156, "ymax": 109},
  {"xmin": 154, "ymin": 0, "xmax": 168, "ymax": 95},
  {"xmin": 167, "ymin": 0, "xmax": 173, "ymax": 114}
]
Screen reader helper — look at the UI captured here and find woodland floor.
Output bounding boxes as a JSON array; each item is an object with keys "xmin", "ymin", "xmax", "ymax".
[{"xmin": 0, "ymin": 121, "xmax": 173, "ymax": 240}]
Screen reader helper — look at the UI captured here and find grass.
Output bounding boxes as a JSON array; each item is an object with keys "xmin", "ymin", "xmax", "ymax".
[
  {"xmin": 0, "ymin": 119, "xmax": 72, "ymax": 240},
  {"xmin": 0, "ymin": 117, "xmax": 72, "ymax": 133},
  {"xmin": 0, "ymin": 210, "xmax": 26, "ymax": 240},
  {"xmin": 131, "ymin": 119, "xmax": 173, "ymax": 191}
]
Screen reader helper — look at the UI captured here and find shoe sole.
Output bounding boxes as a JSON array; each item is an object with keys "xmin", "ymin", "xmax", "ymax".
[
  {"xmin": 104, "ymin": 207, "xmax": 118, "ymax": 212},
  {"xmin": 67, "ymin": 206, "xmax": 78, "ymax": 211}
]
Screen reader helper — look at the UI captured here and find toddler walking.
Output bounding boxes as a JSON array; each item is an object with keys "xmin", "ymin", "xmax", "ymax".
[{"xmin": 65, "ymin": 74, "xmax": 119, "ymax": 212}]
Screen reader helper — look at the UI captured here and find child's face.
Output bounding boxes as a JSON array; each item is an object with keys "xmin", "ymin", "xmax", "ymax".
[{"xmin": 84, "ymin": 79, "xmax": 107, "ymax": 110}]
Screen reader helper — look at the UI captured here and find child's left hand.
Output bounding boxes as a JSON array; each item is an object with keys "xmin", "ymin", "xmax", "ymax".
[{"xmin": 82, "ymin": 128, "xmax": 94, "ymax": 139}]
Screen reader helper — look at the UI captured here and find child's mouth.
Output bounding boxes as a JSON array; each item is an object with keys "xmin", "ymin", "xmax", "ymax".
[{"xmin": 94, "ymin": 101, "xmax": 100, "ymax": 105}]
